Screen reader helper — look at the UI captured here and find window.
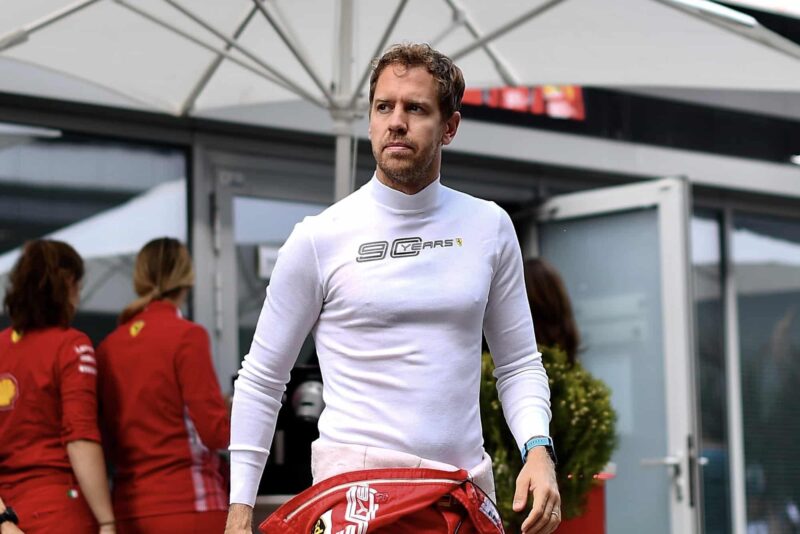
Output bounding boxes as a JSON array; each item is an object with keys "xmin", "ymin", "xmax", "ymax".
[
  {"xmin": 692, "ymin": 210, "xmax": 731, "ymax": 534},
  {"xmin": 0, "ymin": 125, "xmax": 187, "ymax": 345},
  {"xmin": 733, "ymin": 212, "xmax": 800, "ymax": 533}
]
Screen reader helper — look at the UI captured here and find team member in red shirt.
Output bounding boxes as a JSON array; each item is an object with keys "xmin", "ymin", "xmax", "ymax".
[
  {"xmin": 0, "ymin": 240, "xmax": 116, "ymax": 533},
  {"xmin": 97, "ymin": 237, "xmax": 230, "ymax": 534}
]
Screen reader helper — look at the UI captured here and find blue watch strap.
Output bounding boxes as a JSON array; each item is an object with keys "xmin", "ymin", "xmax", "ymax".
[{"xmin": 520, "ymin": 435, "xmax": 555, "ymax": 463}]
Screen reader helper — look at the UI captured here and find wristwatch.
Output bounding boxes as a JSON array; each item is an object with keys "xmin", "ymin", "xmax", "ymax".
[
  {"xmin": 0, "ymin": 506, "xmax": 18, "ymax": 526},
  {"xmin": 521, "ymin": 435, "xmax": 557, "ymax": 465}
]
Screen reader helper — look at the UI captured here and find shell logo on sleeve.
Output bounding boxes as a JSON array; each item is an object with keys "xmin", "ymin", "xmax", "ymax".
[
  {"xmin": 0, "ymin": 374, "xmax": 19, "ymax": 410},
  {"xmin": 129, "ymin": 320, "xmax": 146, "ymax": 337},
  {"xmin": 10, "ymin": 330, "xmax": 22, "ymax": 343}
]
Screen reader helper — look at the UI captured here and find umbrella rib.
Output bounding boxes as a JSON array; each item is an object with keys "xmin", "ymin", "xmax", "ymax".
[
  {"xmin": 429, "ymin": 18, "xmax": 462, "ymax": 49},
  {"xmin": 178, "ymin": 4, "xmax": 260, "ymax": 116},
  {"xmin": 656, "ymin": 0, "xmax": 800, "ymax": 62},
  {"xmin": 251, "ymin": 0, "xmax": 336, "ymax": 107},
  {"xmin": 3, "ymin": 54, "xmax": 168, "ymax": 110},
  {"xmin": 114, "ymin": 0, "xmax": 324, "ymax": 109},
  {"xmin": 748, "ymin": 24, "xmax": 800, "ymax": 61},
  {"xmin": 659, "ymin": 0, "xmax": 757, "ymax": 27},
  {"xmin": 442, "ymin": 0, "xmax": 518, "ymax": 86},
  {"xmin": 0, "ymin": 0, "xmax": 102, "ymax": 51},
  {"xmin": 449, "ymin": 0, "xmax": 567, "ymax": 62},
  {"xmin": 347, "ymin": 0, "xmax": 409, "ymax": 110},
  {"xmin": 264, "ymin": 0, "xmax": 320, "ymax": 84},
  {"xmin": 161, "ymin": 0, "xmax": 328, "ymax": 108}
]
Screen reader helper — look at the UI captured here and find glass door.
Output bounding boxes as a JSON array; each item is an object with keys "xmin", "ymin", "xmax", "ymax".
[
  {"xmin": 204, "ymin": 149, "xmax": 332, "ymax": 390},
  {"xmin": 531, "ymin": 178, "xmax": 700, "ymax": 534},
  {"xmin": 229, "ymin": 195, "xmax": 325, "ymax": 370},
  {"xmin": 209, "ymin": 151, "xmax": 330, "ymax": 496}
]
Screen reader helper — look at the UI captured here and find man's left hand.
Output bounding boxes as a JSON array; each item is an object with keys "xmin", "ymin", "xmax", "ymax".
[{"xmin": 512, "ymin": 447, "xmax": 561, "ymax": 534}]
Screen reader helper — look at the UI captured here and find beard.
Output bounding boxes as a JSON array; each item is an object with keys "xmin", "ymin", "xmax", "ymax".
[{"xmin": 373, "ymin": 137, "xmax": 440, "ymax": 189}]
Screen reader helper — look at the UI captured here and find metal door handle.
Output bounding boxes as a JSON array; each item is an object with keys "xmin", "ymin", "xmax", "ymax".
[
  {"xmin": 641, "ymin": 456, "xmax": 680, "ymax": 467},
  {"xmin": 641, "ymin": 455, "xmax": 684, "ymax": 502}
]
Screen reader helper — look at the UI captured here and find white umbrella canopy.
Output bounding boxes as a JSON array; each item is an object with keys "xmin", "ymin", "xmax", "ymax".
[{"xmin": 2, "ymin": 0, "xmax": 800, "ymax": 197}]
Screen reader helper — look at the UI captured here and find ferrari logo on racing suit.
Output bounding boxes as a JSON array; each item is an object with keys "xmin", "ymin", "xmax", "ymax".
[
  {"xmin": 335, "ymin": 485, "xmax": 379, "ymax": 534},
  {"xmin": 129, "ymin": 320, "xmax": 145, "ymax": 337}
]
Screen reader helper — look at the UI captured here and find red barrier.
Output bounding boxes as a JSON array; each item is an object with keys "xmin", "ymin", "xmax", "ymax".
[{"xmin": 557, "ymin": 483, "xmax": 605, "ymax": 534}]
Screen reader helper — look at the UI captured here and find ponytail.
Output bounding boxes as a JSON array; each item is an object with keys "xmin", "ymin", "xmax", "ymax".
[{"xmin": 118, "ymin": 238, "xmax": 194, "ymax": 324}]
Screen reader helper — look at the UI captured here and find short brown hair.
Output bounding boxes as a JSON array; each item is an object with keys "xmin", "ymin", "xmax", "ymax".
[
  {"xmin": 4, "ymin": 239, "xmax": 84, "ymax": 332},
  {"xmin": 369, "ymin": 43, "xmax": 465, "ymax": 120},
  {"xmin": 525, "ymin": 258, "xmax": 581, "ymax": 365},
  {"xmin": 119, "ymin": 237, "xmax": 194, "ymax": 324}
]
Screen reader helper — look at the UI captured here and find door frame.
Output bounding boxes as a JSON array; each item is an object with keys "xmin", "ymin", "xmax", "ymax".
[{"xmin": 192, "ymin": 143, "xmax": 334, "ymax": 393}]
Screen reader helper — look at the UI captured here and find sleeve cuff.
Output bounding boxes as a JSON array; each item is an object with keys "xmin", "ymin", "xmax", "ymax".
[
  {"xmin": 229, "ymin": 448, "xmax": 270, "ymax": 507},
  {"xmin": 512, "ymin": 412, "xmax": 551, "ymax": 452},
  {"xmin": 61, "ymin": 428, "xmax": 101, "ymax": 446}
]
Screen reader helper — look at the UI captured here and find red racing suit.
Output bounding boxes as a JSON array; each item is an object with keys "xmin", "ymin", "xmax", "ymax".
[
  {"xmin": 97, "ymin": 300, "xmax": 229, "ymax": 523},
  {"xmin": 0, "ymin": 326, "xmax": 100, "ymax": 533},
  {"xmin": 260, "ymin": 467, "xmax": 505, "ymax": 534}
]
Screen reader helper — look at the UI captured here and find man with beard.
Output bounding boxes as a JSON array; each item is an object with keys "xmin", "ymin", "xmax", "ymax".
[{"xmin": 225, "ymin": 43, "xmax": 560, "ymax": 534}]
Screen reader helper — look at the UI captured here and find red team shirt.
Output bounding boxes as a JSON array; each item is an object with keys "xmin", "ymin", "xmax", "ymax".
[
  {"xmin": 0, "ymin": 326, "xmax": 100, "ymax": 491},
  {"xmin": 97, "ymin": 300, "xmax": 230, "ymax": 520}
]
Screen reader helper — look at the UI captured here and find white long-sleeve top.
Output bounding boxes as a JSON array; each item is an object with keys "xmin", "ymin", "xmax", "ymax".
[{"xmin": 229, "ymin": 175, "xmax": 551, "ymax": 505}]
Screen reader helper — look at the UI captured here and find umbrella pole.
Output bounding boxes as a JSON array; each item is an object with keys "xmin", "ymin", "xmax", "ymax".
[
  {"xmin": 334, "ymin": 120, "xmax": 355, "ymax": 201},
  {"xmin": 333, "ymin": 0, "xmax": 355, "ymax": 202}
]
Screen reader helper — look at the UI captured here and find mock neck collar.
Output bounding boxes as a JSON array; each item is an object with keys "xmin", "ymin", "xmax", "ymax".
[{"xmin": 368, "ymin": 173, "xmax": 442, "ymax": 212}]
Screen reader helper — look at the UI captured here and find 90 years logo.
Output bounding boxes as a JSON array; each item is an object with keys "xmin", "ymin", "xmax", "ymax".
[{"xmin": 356, "ymin": 237, "xmax": 462, "ymax": 262}]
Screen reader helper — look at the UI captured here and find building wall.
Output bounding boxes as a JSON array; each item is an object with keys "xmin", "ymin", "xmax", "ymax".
[{"xmin": 2, "ymin": 93, "xmax": 800, "ymax": 533}]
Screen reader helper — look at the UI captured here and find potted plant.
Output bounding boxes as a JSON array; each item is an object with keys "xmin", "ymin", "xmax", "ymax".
[{"xmin": 481, "ymin": 346, "xmax": 617, "ymax": 532}]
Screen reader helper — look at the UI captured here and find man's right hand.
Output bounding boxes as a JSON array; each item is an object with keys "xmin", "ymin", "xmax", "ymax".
[{"xmin": 225, "ymin": 503, "xmax": 254, "ymax": 534}]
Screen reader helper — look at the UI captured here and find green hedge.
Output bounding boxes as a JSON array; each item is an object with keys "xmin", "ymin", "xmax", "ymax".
[{"xmin": 481, "ymin": 346, "xmax": 617, "ymax": 530}]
